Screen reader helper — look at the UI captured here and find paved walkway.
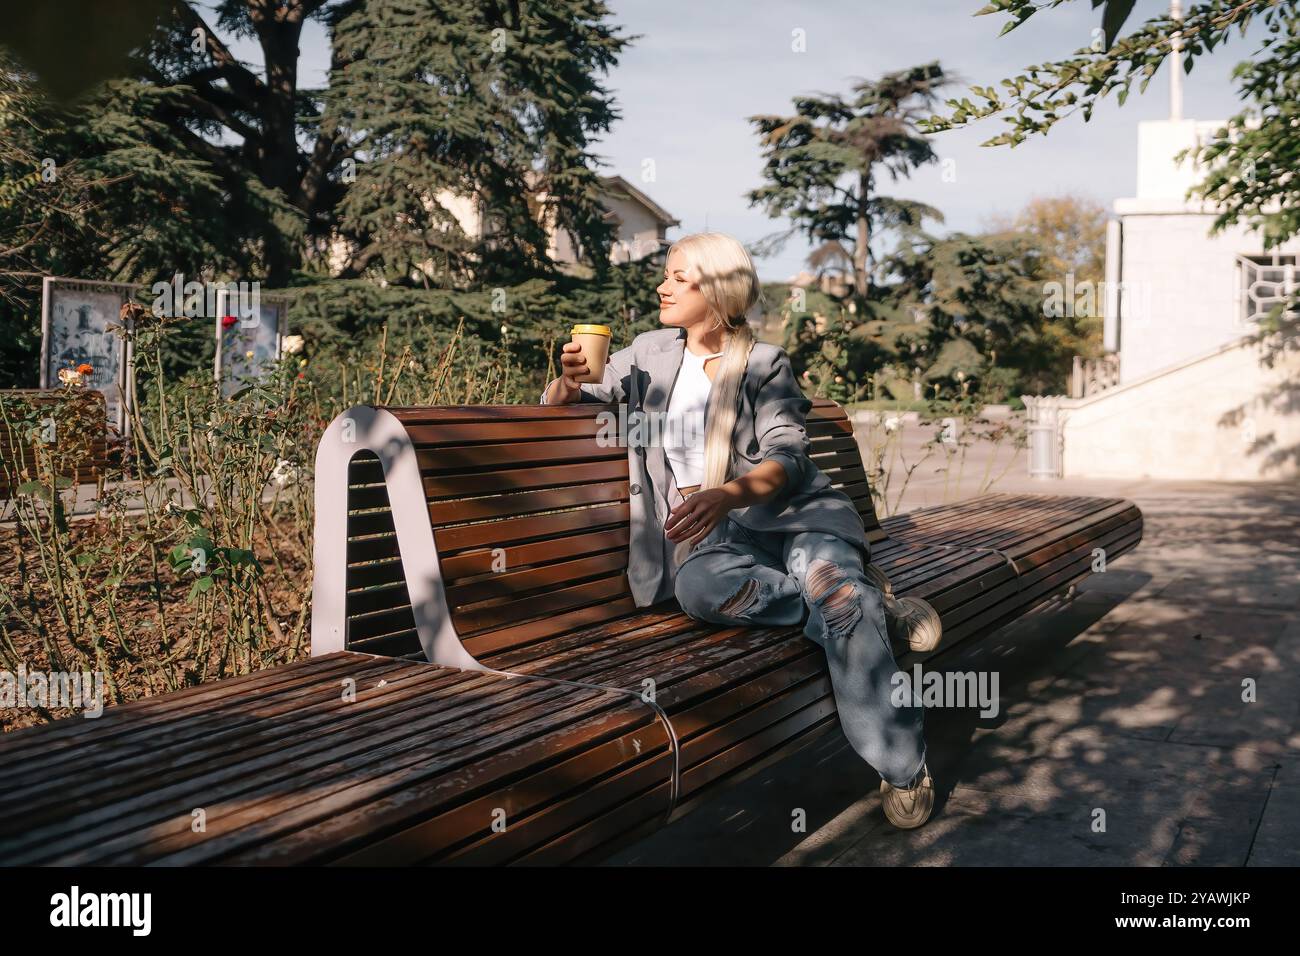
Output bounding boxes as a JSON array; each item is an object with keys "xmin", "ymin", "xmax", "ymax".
[{"xmin": 606, "ymin": 471, "xmax": 1300, "ymax": 866}]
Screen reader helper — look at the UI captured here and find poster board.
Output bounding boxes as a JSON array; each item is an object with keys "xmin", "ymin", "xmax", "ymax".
[
  {"xmin": 213, "ymin": 292, "xmax": 289, "ymax": 398},
  {"xmin": 39, "ymin": 277, "xmax": 138, "ymax": 433}
]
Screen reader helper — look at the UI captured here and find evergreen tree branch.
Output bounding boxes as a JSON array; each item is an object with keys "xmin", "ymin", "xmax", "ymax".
[{"xmin": 170, "ymin": 0, "xmax": 267, "ymax": 105}]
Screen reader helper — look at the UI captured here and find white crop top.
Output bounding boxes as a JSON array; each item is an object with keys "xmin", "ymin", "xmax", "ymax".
[{"xmin": 664, "ymin": 347, "xmax": 724, "ymax": 488}]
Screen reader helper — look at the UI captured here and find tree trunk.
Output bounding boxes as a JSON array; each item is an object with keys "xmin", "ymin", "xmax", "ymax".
[
  {"xmin": 853, "ymin": 170, "xmax": 871, "ymax": 300},
  {"xmin": 251, "ymin": 1, "xmax": 308, "ymax": 283}
]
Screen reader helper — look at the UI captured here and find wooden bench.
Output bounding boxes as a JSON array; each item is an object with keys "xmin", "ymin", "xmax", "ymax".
[
  {"xmin": 0, "ymin": 389, "xmax": 114, "ymax": 499},
  {"xmin": 310, "ymin": 400, "xmax": 1141, "ymax": 816},
  {"xmin": 0, "ymin": 398, "xmax": 1142, "ymax": 865},
  {"xmin": 0, "ymin": 654, "xmax": 675, "ymax": 865}
]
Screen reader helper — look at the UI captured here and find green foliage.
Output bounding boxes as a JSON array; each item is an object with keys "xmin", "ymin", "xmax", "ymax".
[
  {"xmin": 328, "ymin": 0, "xmax": 628, "ymax": 286},
  {"xmin": 0, "ymin": 48, "xmax": 292, "ymax": 384},
  {"xmin": 890, "ymin": 230, "xmax": 1078, "ymax": 395},
  {"xmin": 0, "ymin": 1, "xmax": 640, "ymax": 388},
  {"xmin": 1189, "ymin": 9, "xmax": 1300, "ymax": 251},
  {"xmin": 768, "ymin": 193, "xmax": 1099, "ymax": 401},
  {"xmin": 282, "ymin": 255, "xmax": 665, "ymax": 391},
  {"xmin": 773, "ymin": 285, "xmax": 900, "ymax": 404},
  {"xmin": 992, "ymin": 196, "xmax": 1108, "ymax": 367},
  {"xmin": 928, "ymin": 0, "xmax": 1298, "ymax": 444},
  {"xmin": 747, "ymin": 63, "xmax": 948, "ymax": 300},
  {"xmin": 926, "ymin": 0, "xmax": 1281, "ymax": 146},
  {"xmin": 0, "ymin": 6, "xmax": 633, "ymax": 316},
  {"xmin": 919, "ymin": 1, "xmax": 1300, "ymax": 388},
  {"xmin": 925, "ymin": 337, "xmax": 984, "ymax": 383}
]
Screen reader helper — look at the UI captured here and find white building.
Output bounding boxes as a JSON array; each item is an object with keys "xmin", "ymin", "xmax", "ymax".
[
  {"xmin": 1043, "ymin": 11, "xmax": 1300, "ymax": 482},
  {"xmin": 548, "ymin": 175, "xmax": 680, "ymax": 266},
  {"xmin": 1106, "ymin": 120, "xmax": 1300, "ymax": 382}
]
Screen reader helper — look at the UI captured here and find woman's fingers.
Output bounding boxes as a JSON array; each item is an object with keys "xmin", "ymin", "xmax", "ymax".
[
  {"xmin": 670, "ymin": 516, "xmax": 703, "ymax": 542},
  {"xmin": 666, "ymin": 514, "xmax": 693, "ymax": 540},
  {"xmin": 668, "ymin": 488, "xmax": 732, "ymax": 543},
  {"xmin": 666, "ymin": 497, "xmax": 701, "ymax": 529},
  {"xmin": 687, "ymin": 521, "xmax": 715, "ymax": 547},
  {"xmin": 560, "ymin": 349, "xmax": 590, "ymax": 384},
  {"xmin": 665, "ymin": 499, "xmax": 688, "ymax": 528},
  {"xmin": 665, "ymin": 505, "xmax": 696, "ymax": 539},
  {"xmin": 667, "ymin": 500, "xmax": 713, "ymax": 541},
  {"xmin": 685, "ymin": 510, "xmax": 720, "ymax": 546}
]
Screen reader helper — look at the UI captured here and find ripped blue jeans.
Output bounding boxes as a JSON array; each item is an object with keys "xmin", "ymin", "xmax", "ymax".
[{"xmin": 673, "ymin": 516, "xmax": 927, "ymax": 789}]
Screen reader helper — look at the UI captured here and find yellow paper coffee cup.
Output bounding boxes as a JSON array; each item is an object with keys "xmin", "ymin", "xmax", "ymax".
[{"xmin": 570, "ymin": 324, "xmax": 611, "ymax": 384}]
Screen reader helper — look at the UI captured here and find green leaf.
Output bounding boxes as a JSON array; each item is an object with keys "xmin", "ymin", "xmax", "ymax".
[
  {"xmin": 185, "ymin": 533, "xmax": 215, "ymax": 553},
  {"xmin": 226, "ymin": 548, "xmax": 259, "ymax": 567}
]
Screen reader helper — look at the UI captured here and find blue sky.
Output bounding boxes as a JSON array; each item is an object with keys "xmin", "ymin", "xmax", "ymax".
[{"xmin": 271, "ymin": 0, "xmax": 1263, "ymax": 281}]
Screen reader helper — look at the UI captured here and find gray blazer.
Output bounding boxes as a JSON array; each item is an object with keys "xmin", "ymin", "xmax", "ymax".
[{"xmin": 541, "ymin": 326, "xmax": 867, "ymax": 607}]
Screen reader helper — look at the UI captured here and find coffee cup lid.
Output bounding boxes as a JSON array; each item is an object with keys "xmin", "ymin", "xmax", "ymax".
[{"xmin": 571, "ymin": 324, "xmax": 611, "ymax": 337}]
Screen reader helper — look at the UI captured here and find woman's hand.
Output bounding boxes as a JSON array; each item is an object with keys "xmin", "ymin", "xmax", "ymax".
[
  {"xmin": 665, "ymin": 486, "xmax": 739, "ymax": 546},
  {"xmin": 544, "ymin": 342, "xmax": 592, "ymax": 404}
]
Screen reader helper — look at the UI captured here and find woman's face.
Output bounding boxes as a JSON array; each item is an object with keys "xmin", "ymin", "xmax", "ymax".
[{"xmin": 656, "ymin": 250, "xmax": 712, "ymax": 329}]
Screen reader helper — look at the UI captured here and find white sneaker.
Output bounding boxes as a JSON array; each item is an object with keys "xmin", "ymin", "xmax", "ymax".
[
  {"xmin": 867, "ymin": 563, "xmax": 943, "ymax": 653},
  {"xmin": 880, "ymin": 762, "xmax": 935, "ymax": 829}
]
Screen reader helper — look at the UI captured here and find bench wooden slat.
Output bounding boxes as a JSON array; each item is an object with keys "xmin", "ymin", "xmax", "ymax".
[
  {"xmin": 1, "ymin": 661, "xmax": 486, "ymax": 851},
  {"xmin": 160, "ymin": 687, "xmax": 671, "ymax": 866},
  {"xmin": 0, "ymin": 656, "xmax": 675, "ymax": 867},
  {"xmin": 325, "ymin": 720, "xmax": 674, "ymax": 866},
  {"xmin": 0, "ymin": 653, "xmax": 369, "ymax": 769}
]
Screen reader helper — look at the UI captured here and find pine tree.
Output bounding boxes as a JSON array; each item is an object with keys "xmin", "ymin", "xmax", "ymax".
[
  {"xmin": 327, "ymin": 0, "xmax": 628, "ymax": 287},
  {"xmin": 4, "ymin": 0, "xmax": 629, "ymax": 287},
  {"xmin": 0, "ymin": 1, "xmax": 634, "ymax": 384},
  {"xmin": 748, "ymin": 63, "xmax": 949, "ymax": 306}
]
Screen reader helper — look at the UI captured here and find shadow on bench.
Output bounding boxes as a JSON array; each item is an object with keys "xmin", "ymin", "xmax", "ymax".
[{"xmin": 0, "ymin": 399, "xmax": 1141, "ymax": 865}]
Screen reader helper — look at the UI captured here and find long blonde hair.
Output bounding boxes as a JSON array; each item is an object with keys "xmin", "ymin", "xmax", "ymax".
[{"xmin": 667, "ymin": 232, "xmax": 761, "ymax": 491}]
